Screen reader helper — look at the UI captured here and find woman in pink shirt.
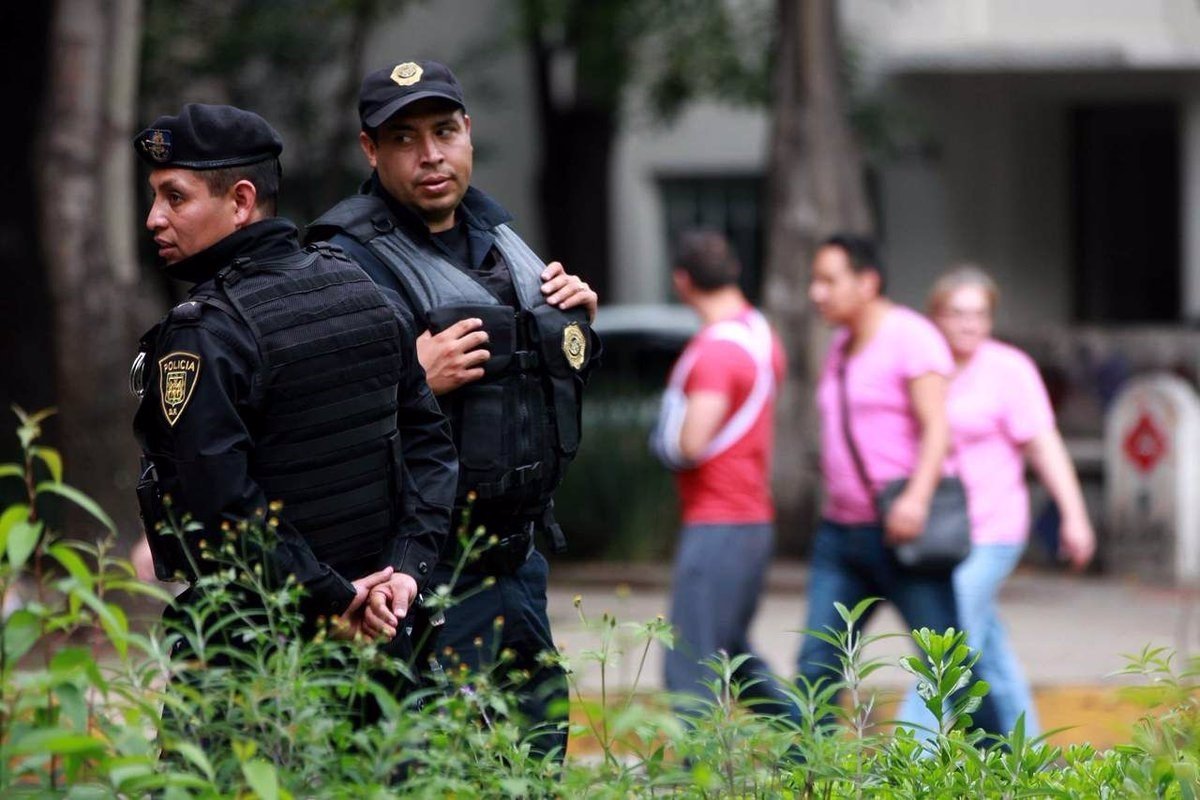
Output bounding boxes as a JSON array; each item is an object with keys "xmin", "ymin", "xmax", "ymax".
[
  {"xmin": 797, "ymin": 235, "xmax": 998, "ymax": 729},
  {"xmin": 897, "ymin": 266, "xmax": 1096, "ymax": 738}
]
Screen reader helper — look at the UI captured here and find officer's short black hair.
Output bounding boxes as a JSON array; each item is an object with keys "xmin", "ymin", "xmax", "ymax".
[
  {"xmin": 820, "ymin": 232, "xmax": 886, "ymax": 292},
  {"xmin": 134, "ymin": 104, "xmax": 284, "ymax": 215},
  {"xmin": 674, "ymin": 229, "xmax": 740, "ymax": 291},
  {"xmin": 197, "ymin": 159, "xmax": 281, "ymax": 216}
]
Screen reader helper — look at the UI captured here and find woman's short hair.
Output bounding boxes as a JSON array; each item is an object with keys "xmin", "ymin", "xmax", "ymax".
[{"xmin": 927, "ymin": 264, "xmax": 1000, "ymax": 315}]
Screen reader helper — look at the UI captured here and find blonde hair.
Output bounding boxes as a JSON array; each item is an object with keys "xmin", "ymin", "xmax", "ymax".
[{"xmin": 927, "ymin": 263, "xmax": 999, "ymax": 316}]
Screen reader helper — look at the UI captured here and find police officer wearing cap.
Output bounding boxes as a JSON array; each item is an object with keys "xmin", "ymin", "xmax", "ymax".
[
  {"xmin": 307, "ymin": 61, "xmax": 600, "ymax": 758},
  {"xmin": 131, "ymin": 103, "xmax": 457, "ymax": 648}
]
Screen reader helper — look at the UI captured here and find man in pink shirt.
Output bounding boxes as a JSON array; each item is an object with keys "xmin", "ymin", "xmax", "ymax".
[
  {"xmin": 652, "ymin": 230, "xmax": 795, "ymax": 721},
  {"xmin": 798, "ymin": 234, "xmax": 1001, "ymax": 736}
]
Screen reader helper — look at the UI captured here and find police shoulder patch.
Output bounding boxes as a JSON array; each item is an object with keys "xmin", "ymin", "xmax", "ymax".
[{"xmin": 158, "ymin": 351, "xmax": 201, "ymax": 427}]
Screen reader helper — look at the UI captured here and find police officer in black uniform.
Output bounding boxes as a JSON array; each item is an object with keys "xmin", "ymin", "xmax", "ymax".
[
  {"xmin": 307, "ymin": 62, "xmax": 600, "ymax": 758},
  {"xmin": 131, "ymin": 104, "xmax": 457, "ymax": 649}
]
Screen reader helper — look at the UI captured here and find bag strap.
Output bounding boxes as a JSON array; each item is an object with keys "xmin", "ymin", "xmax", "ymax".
[{"xmin": 835, "ymin": 337, "xmax": 882, "ymax": 519}]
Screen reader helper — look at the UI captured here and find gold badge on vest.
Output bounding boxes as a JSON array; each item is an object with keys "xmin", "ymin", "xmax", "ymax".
[
  {"xmin": 158, "ymin": 351, "xmax": 201, "ymax": 427},
  {"xmin": 562, "ymin": 323, "xmax": 586, "ymax": 371}
]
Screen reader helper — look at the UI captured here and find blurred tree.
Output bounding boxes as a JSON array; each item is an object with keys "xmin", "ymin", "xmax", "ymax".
[
  {"xmin": 0, "ymin": 5, "xmax": 55, "ymax": 448},
  {"xmin": 35, "ymin": 0, "xmax": 160, "ymax": 543},
  {"xmin": 514, "ymin": 0, "xmax": 771, "ymax": 299},
  {"xmin": 140, "ymin": 0, "xmax": 397, "ymax": 224},
  {"xmin": 762, "ymin": 0, "xmax": 872, "ymax": 545}
]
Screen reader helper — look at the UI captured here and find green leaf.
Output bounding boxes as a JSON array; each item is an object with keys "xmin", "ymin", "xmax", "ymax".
[
  {"xmin": 54, "ymin": 682, "xmax": 89, "ymax": 731},
  {"xmin": 0, "ymin": 503, "xmax": 30, "ymax": 555},
  {"xmin": 0, "ymin": 463, "xmax": 22, "ymax": 481},
  {"xmin": 241, "ymin": 759, "xmax": 279, "ymax": 800},
  {"xmin": 36, "ymin": 481, "xmax": 116, "ymax": 532},
  {"xmin": 26, "ymin": 406, "xmax": 58, "ymax": 425},
  {"xmin": 105, "ymin": 756, "xmax": 156, "ymax": 791},
  {"xmin": 170, "ymin": 741, "xmax": 215, "ymax": 781},
  {"xmin": 32, "ymin": 446, "xmax": 63, "ymax": 483},
  {"xmin": 9, "ymin": 728, "xmax": 105, "ymax": 756},
  {"xmin": 74, "ymin": 589, "xmax": 130, "ymax": 659},
  {"xmin": 50, "ymin": 645, "xmax": 94, "ymax": 676},
  {"xmin": 7, "ymin": 517, "xmax": 43, "ymax": 570},
  {"xmin": 3, "ymin": 608, "xmax": 41, "ymax": 663},
  {"xmin": 49, "ymin": 542, "xmax": 95, "ymax": 592}
]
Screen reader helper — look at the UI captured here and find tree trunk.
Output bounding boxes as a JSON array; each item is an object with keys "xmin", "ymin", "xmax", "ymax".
[
  {"xmin": 35, "ymin": 0, "xmax": 160, "ymax": 545},
  {"xmin": 537, "ymin": 106, "xmax": 614, "ymax": 299},
  {"xmin": 525, "ymin": 13, "xmax": 616, "ymax": 299},
  {"xmin": 764, "ymin": 0, "xmax": 873, "ymax": 552}
]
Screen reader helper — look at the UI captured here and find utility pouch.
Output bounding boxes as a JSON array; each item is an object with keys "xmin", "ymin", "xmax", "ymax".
[
  {"xmin": 135, "ymin": 458, "xmax": 188, "ymax": 581},
  {"xmin": 427, "ymin": 304, "xmax": 517, "ymax": 378},
  {"xmin": 527, "ymin": 305, "xmax": 591, "ymax": 456}
]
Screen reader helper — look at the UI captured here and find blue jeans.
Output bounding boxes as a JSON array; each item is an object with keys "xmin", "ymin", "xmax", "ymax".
[
  {"xmin": 430, "ymin": 549, "xmax": 567, "ymax": 759},
  {"xmin": 797, "ymin": 520, "xmax": 1001, "ymax": 733},
  {"xmin": 665, "ymin": 523, "xmax": 797, "ymax": 722},
  {"xmin": 897, "ymin": 543, "xmax": 1038, "ymax": 737}
]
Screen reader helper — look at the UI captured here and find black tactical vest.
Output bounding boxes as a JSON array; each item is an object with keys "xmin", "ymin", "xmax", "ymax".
[
  {"xmin": 309, "ymin": 196, "xmax": 595, "ymax": 526},
  {"xmin": 172, "ymin": 243, "xmax": 406, "ymax": 577}
]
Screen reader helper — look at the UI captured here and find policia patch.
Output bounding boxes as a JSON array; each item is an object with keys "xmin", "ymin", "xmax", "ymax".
[{"xmin": 158, "ymin": 351, "xmax": 201, "ymax": 427}]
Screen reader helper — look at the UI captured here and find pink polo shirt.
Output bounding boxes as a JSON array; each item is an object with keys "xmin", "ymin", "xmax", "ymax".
[
  {"xmin": 817, "ymin": 306, "xmax": 954, "ymax": 524},
  {"xmin": 949, "ymin": 339, "xmax": 1055, "ymax": 545}
]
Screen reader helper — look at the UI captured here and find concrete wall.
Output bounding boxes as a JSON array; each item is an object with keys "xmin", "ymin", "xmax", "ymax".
[
  {"xmin": 843, "ymin": 0, "xmax": 1200, "ymax": 68},
  {"xmin": 610, "ymin": 102, "xmax": 769, "ymax": 304},
  {"xmin": 879, "ymin": 75, "xmax": 1072, "ymax": 333}
]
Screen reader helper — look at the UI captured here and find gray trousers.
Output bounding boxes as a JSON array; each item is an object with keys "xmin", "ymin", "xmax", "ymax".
[{"xmin": 664, "ymin": 523, "xmax": 796, "ymax": 721}]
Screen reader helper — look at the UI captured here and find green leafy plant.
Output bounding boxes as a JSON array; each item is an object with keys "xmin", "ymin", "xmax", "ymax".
[{"xmin": 3, "ymin": 406, "xmax": 1200, "ymax": 797}]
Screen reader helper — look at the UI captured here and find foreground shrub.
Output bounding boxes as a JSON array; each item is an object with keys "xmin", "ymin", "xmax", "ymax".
[{"xmin": 0, "ymin": 407, "xmax": 1198, "ymax": 797}]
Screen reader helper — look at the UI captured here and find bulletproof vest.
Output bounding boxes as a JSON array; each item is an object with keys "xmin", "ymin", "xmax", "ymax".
[
  {"xmin": 309, "ymin": 196, "xmax": 594, "ymax": 521},
  {"xmin": 193, "ymin": 243, "xmax": 406, "ymax": 576}
]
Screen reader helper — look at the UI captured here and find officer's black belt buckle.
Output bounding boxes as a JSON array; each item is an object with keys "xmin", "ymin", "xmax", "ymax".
[{"xmin": 471, "ymin": 520, "xmax": 535, "ymax": 575}]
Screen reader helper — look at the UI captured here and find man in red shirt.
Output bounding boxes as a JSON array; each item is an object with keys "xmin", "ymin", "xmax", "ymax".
[{"xmin": 652, "ymin": 230, "xmax": 795, "ymax": 721}]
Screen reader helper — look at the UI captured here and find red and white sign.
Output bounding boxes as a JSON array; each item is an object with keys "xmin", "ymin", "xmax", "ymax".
[{"xmin": 1122, "ymin": 411, "xmax": 1167, "ymax": 474}]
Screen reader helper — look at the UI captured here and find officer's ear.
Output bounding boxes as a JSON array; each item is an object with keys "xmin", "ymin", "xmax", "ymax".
[
  {"xmin": 359, "ymin": 131, "xmax": 378, "ymax": 168},
  {"xmin": 230, "ymin": 179, "xmax": 260, "ymax": 226}
]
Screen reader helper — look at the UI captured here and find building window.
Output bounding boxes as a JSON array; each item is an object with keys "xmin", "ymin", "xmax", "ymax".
[
  {"xmin": 659, "ymin": 174, "xmax": 765, "ymax": 302},
  {"xmin": 1071, "ymin": 103, "xmax": 1180, "ymax": 323}
]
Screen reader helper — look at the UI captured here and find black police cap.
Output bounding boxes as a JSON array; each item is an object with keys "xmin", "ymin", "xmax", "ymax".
[
  {"xmin": 359, "ymin": 60, "xmax": 465, "ymax": 129},
  {"xmin": 133, "ymin": 103, "xmax": 283, "ymax": 169}
]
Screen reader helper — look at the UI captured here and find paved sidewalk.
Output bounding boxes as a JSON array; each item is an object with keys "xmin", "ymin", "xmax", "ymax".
[{"xmin": 549, "ymin": 560, "xmax": 1199, "ymax": 747}]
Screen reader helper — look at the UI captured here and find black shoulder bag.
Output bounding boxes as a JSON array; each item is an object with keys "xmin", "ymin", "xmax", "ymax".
[{"xmin": 836, "ymin": 342, "xmax": 972, "ymax": 574}]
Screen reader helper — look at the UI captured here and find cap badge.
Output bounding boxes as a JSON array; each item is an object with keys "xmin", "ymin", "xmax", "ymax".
[
  {"xmin": 141, "ymin": 129, "xmax": 172, "ymax": 163},
  {"xmin": 391, "ymin": 62, "xmax": 423, "ymax": 87},
  {"xmin": 562, "ymin": 322, "xmax": 587, "ymax": 371},
  {"xmin": 158, "ymin": 351, "xmax": 201, "ymax": 427}
]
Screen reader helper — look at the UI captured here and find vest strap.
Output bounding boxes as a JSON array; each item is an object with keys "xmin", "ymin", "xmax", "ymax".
[
  {"xmin": 473, "ymin": 461, "xmax": 544, "ymax": 499},
  {"xmin": 257, "ymin": 415, "xmax": 395, "ymax": 464},
  {"xmin": 261, "ymin": 386, "xmax": 398, "ymax": 433}
]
